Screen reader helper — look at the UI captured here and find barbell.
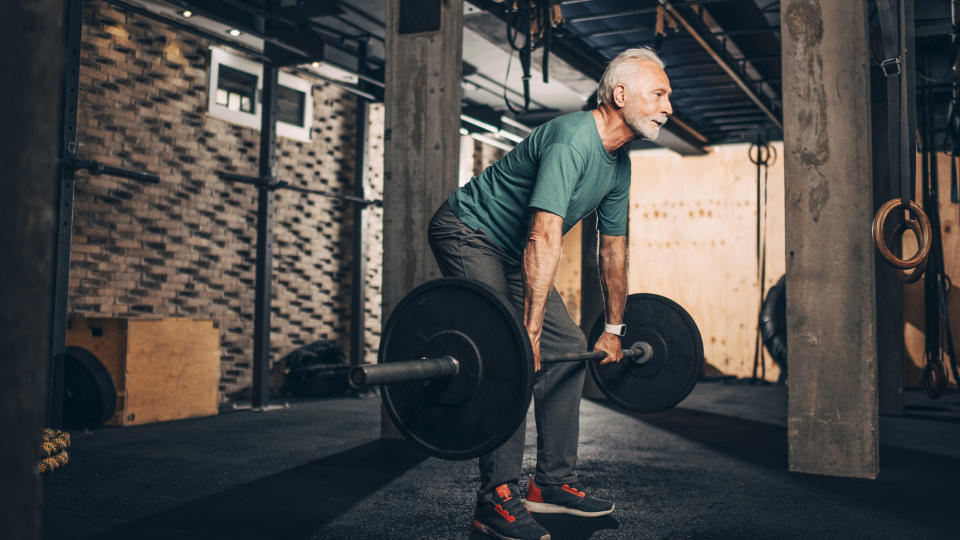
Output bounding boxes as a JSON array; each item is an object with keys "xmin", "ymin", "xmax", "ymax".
[{"xmin": 351, "ymin": 278, "xmax": 704, "ymax": 460}]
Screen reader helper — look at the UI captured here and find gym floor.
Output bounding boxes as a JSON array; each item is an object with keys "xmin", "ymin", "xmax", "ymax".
[{"xmin": 43, "ymin": 382, "xmax": 960, "ymax": 540}]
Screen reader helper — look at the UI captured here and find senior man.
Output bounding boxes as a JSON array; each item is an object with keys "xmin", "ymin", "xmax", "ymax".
[{"xmin": 428, "ymin": 47, "xmax": 672, "ymax": 540}]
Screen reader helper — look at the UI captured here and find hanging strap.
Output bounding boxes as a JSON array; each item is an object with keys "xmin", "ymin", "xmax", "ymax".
[
  {"xmin": 871, "ymin": 0, "xmax": 931, "ymax": 280},
  {"xmin": 875, "ymin": 0, "xmax": 911, "ymax": 208}
]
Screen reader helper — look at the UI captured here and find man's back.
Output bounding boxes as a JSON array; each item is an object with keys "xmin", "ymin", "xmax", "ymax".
[{"xmin": 449, "ymin": 111, "xmax": 631, "ymax": 259}]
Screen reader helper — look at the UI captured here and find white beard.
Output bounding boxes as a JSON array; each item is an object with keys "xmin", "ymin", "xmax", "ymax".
[{"xmin": 625, "ymin": 106, "xmax": 663, "ymax": 141}]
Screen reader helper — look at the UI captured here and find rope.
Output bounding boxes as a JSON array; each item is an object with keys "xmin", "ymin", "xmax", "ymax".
[
  {"xmin": 37, "ymin": 428, "xmax": 71, "ymax": 475},
  {"xmin": 749, "ymin": 138, "xmax": 776, "ymax": 383}
]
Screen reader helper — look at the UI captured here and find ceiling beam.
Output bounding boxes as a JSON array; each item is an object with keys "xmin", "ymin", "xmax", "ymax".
[{"xmin": 657, "ymin": 0, "xmax": 782, "ymax": 129}]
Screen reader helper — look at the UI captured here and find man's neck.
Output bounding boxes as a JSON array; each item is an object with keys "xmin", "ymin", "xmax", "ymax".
[{"xmin": 591, "ymin": 104, "xmax": 637, "ymax": 154}]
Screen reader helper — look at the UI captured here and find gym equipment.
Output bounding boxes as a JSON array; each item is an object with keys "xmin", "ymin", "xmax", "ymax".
[
  {"xmin": 350, "ymin": 278, "xmax": 704, "ymax": 460},
  {"xmin": 62, "ymin": 346, "xmax": 117, "ymax": 429}
]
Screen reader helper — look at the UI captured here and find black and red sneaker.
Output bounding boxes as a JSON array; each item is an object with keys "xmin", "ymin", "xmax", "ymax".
[
  {"xmin": 473, "ymin": 483, "xmax": 551, "ymax": 540},
  {"xmin": 523, "ymin": 478, "xmax": 615, "ymax": 517}
]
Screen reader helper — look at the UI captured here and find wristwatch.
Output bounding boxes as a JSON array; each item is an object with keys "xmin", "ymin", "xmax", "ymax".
[{"xmin": 604, "ymin": 323, "xmax": 627, "ymax": 337}]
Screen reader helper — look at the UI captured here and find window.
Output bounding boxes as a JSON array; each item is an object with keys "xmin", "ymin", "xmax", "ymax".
[
  {"xmin": 276, "ymin": 85, "xmax": 306, "ymax": 127},
  {"xmin": 206, "ymin": 47, "xmax": 314, "ymax": 142},
  {"xmin": 275, "ymin": 71, "xmax": 312, "ymax": 141},
  {"xmin": 216, "ymin": 65, "xmax": 256, "ymax": 113}
]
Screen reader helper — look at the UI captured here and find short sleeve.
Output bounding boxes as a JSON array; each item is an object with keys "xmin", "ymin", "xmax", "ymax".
[
  {"xmin": 596, "ymin": 155, "xmax": 631, "ymax": 236},
  {"xmin": 528, "ymin": 143, "xmax": 585, "ymax": 218}
]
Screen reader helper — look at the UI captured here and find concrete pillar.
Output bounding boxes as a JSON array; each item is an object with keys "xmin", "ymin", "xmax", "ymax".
[
  {"xmin": 781, "ymin": 0, "xmax": 879, "ymax": 478},
  {"xmin": 0, "ymin": 1, "xmax": 62, "ymax": 538},
  {"xmin": 381, "ymin": 0, "xmax": 463, "ymax": 437}
]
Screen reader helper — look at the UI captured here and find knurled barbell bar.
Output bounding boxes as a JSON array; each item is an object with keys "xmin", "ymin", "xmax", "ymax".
[{"xmin": 353, "ymin": 277, "xmax": 703, "ymax": 460}]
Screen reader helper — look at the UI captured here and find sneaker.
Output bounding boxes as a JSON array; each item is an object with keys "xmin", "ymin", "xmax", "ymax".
[
  {"xmin": 523, "ymin": 478, "xmax": 615, "ymax": 517},
  {"xmin": 473, "ymin": 483, "xmax": 551, "ymax": 540}
]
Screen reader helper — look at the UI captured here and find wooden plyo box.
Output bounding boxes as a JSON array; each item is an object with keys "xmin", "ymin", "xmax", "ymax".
[{"xmin": 66, "ymin": 318, "xmax": 221, "ymax": 426}]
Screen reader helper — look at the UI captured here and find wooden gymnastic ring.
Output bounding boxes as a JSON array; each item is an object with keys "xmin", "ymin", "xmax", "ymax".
[
  {"xmin": 890, "ymin": 219, "xmax": 928, "ymax": 283},
  {"xmin": 895, "ymin": 260, "xmax": 927, "ymax": 283},
  {"xmin": 871, "ymin": 199, "xmax": 932, "ymax": 270}
]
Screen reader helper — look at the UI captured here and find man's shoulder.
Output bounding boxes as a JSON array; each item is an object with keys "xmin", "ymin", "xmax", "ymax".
[
  {"xmin": 535, "ymin": 111, "xmax": 595, "ymax": 143},
  {"xmin": 533, "ymin": 111, "xmax": 596, "ymax": 159}
]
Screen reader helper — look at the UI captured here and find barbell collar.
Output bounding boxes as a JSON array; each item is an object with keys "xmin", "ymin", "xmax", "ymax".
[{"xmin": 348, "ymin": 356, "xmax": 459, "ymax": 388}]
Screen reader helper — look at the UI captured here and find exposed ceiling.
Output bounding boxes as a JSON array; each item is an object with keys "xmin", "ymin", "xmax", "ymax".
[{"xmin": 107, "ymin": 0, "xmax": 959, "ymax": 156}]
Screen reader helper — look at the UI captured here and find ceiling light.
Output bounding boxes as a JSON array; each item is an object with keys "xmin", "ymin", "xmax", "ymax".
[
  {"xmin": 228, "ymin": 29, "xmax": 241, "ymax": 37},
  {"xmin": 181, "ymin": 10, "xmax": 192, "ymax": 17},
  {"xmin": 497, "ymin": 129, "xmax": 524, "ymax": 144},
  {"xmin": 460, "ymin": 114, "xmax": 499, "ymax": 134},
  {"xmin": 312, "ymin": 61, "xmax": 321, "ymax": 68}
]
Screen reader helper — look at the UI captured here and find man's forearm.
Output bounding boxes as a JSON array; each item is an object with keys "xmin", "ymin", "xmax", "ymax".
[
  {"xmin": 598, "ymin": 235, "xmax": 627, "ymax": 326},
  {"xmin": 523, "ymin": 212, "xmax": 564, "ymax": 342}
]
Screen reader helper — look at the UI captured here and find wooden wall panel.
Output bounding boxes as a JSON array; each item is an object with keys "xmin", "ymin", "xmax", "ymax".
[
  {"xmin": 625, "ymin": 143, "xmax": 785, "ymax": 380},
  {"xmin": 558, "ymin": 221, "xmax": 583, "ymax": 325}
]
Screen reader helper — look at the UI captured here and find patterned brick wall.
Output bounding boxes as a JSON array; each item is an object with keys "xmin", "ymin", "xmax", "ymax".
[
  {"xmin": 361, "ymin": 104, "xmax": 385, "ymax": 365},
  {"xmin": 69, "ymin": 1, "xmax": 384, "ymax": 400}
]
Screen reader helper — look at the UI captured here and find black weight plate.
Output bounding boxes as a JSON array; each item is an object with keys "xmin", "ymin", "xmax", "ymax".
[
  {"xmin": 62, "ymin": 346, "xmax": 117, "ymax": 429},
  {"xmin": 380, "ymin": 278, "xmax": 533, "ymax": 460},
  {"xmin": 589, "ymin": 294, "xmax": 703, "ymax": 413}
]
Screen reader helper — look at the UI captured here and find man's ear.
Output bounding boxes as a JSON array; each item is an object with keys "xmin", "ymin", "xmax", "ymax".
[{"xmin": 613, "ymin": 83, "xmax": 628, "ymax": 108}]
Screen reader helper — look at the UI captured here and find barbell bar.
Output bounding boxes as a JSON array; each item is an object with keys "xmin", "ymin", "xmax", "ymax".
[{"xmin": 348, "ymin": 344, "xmax": 653, "ymax": 388}]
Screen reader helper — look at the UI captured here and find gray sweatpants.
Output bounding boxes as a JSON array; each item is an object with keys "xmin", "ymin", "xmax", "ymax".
[{"xmin": 427, "ymin": 201, "xmax": 588, "ymax": 504}]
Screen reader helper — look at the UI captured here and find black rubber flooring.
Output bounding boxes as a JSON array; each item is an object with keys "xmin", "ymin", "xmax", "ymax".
[{"xmin": 42, "ymin": 395, "xmax": 959, "ymax": 539}]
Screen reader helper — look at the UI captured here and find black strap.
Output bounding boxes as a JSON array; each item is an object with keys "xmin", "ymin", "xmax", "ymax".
[
  {"xmin": 504, "ymin": 4, "xmax": 532, "ymax": 115},
  {"xmin": 875, "ymin": 0, "xmax": 911, "ymax": 208},
  {"xmin": 918, "ymin": 71, "xmax": 958, "ymax": 398},
  {"xmin": 750, "ymin": 138, "xmax": 773, "ymax": 384}
]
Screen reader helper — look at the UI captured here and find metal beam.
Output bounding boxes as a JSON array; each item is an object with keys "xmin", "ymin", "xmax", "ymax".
[
  {"xmin": 48, "ymin": 0, "xmax": 85, "ymax": 428},
  {"xmin": 251, "ymin": 58, "xmax": 278, "ymax": 409},
  {"xmin": 563, "ymin": 0, "xmax": 741, "ymax": 23},
  {"xmin": 176, "ymin": 0, "xmax": 325, "ymax": 62},
  {"xmin": 666, "ymin": 55, "xmax": 781, "ymax": 71},
  {"xmin": 673, "ymin": 94, "xmax": 757, "ymax": 105},
  {"xmin": 668, "ymin": 71, "xmax": 746, "ymax": 83},
  {"xmin": 658, "ymin": 0, "xmax": 783, "ymax": 129},
  {"xmin": 350, "ymin": 42, "xmax": 369, "ymax": 368},
  {"xmin": 700, "ymin": 110, "xmax": 769, "ymax": 118}
]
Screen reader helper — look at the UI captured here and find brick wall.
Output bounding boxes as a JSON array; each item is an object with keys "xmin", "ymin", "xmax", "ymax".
[
  {"xmin": 472, "ymin": 139, "xmax": 506, "ymax": 176},
  {"xmin": 361, "ymin": 104, "xmax": 385, "ymax": 365},
  {"xmin": 69, "ymin": 0, "xmax": 384, "ymax": 400}
]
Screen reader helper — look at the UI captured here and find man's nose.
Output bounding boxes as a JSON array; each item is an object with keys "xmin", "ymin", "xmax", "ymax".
[{"xmin": 663, "ymin": 99, "xmax": 673, "ymax": 116}]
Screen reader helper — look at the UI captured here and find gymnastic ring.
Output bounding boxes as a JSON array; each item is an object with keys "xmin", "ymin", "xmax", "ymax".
[
  {"xmin": 889, "ymin": 219, "xmax": 928, "ymax": 283},
  {"xmin": 871, "ymin": 198, "xmax": 932, "ymax": 270},
  {"xmin": 748, "ymin": 142, "xmax": 777, "ymax": 167}
]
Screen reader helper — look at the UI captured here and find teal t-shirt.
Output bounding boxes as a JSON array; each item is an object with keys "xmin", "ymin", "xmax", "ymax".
[{"xmin": 449, "ymin": 110, "xmax": 631, "ymax": 258}]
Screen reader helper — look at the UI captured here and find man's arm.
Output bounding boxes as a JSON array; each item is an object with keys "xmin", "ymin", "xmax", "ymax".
[
  {"xmin": 595, "ymin": 233, "xmax": 627, "ymax": 364},
  {"xmin": 523, "ymin": 210, "xmax": 565, "ymax": 372}
]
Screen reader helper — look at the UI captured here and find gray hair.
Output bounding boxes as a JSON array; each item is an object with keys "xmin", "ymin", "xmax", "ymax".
[{"xmin": 597, "ymin": 48, "xmax": 665, "ymax": 106}]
